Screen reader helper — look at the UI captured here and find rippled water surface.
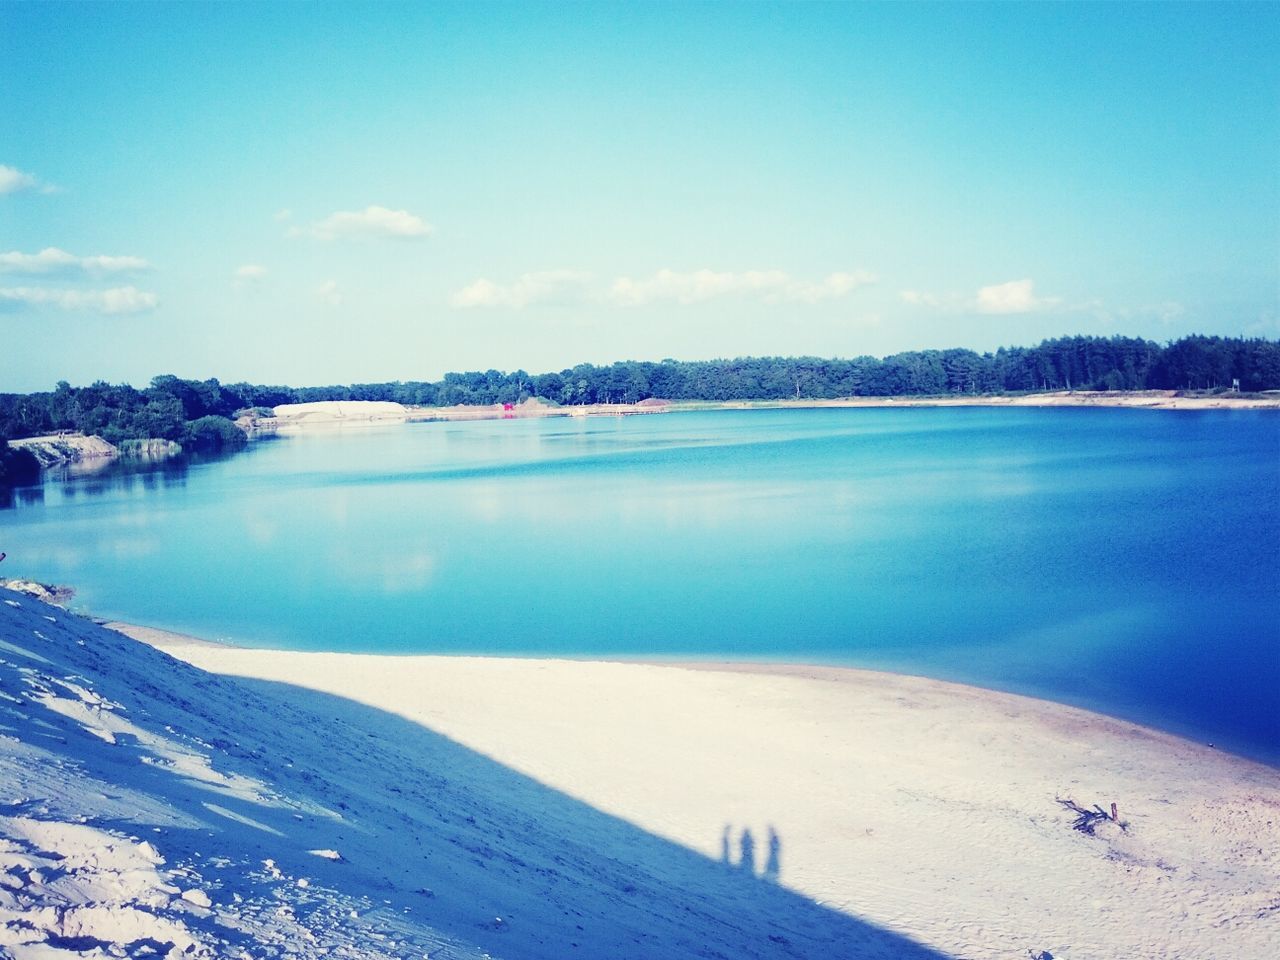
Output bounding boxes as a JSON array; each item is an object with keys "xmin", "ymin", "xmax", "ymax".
[{"xmin": 5, "ymin": 408, "xmax": 1278, "ymax": 762}]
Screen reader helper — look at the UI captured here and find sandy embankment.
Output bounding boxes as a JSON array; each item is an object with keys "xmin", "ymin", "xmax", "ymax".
[
  {"xmin": 7, "ymin": 433, "xmax": 119, "ymax": 467},
  {"xmin": 269, "ymin": 400, "xmax": 412, "ymax": 428},
  {"xmin": 119, "ymin": 622, "xmax": 1280, "ymax": 960},
  {"xmin": 713, "ymin": 390, "xmax": 1280, "ymax": 411},
  {"xmin": 268, "ymin": 393, "xmax": 1280, "ymax": 431}
]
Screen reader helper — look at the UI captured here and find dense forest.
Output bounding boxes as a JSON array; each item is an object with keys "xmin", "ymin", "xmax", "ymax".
[{"xmin": 1, "ymin": 335, "xmax": 1277, "ymax": 467}]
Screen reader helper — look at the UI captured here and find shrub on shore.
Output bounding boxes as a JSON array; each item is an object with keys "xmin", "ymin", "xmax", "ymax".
[{"xmin": 184, "ymin": 416, "xmax": 248, "ymax": 450}]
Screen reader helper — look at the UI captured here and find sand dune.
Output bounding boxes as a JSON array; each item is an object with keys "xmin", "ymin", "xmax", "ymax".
[{"xmin": 271, "ymin": 401, "xmax": 410, "ymax": 425}]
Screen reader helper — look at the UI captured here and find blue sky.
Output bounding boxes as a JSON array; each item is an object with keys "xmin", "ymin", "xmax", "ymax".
[{"xmin": 2, "ymin": 1, "xmax": 1277, "ymax": 392}]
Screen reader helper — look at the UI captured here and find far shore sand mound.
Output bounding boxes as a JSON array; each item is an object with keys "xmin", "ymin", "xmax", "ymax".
[
  {"xmin": 270, "ymin": 399, "xmax": 409, "ymax": 430},
  {"xmin": 271, "ymin": 400, "xmax": 409, "ymax": 424}
]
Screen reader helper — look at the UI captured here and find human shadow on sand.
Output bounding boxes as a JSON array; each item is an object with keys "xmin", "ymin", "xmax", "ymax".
[{"xmin": 722, "ymin": 824, "xmax": 782, "ymax": 882}]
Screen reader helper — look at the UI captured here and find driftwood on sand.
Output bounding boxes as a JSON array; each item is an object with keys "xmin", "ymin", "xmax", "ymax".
[{"xmin": 1056, "ymin": 797, "xmax": 1126, "ymax": 835}]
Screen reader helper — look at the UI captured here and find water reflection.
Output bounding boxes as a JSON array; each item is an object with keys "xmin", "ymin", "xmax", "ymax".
[
  {"xmin": 0, "ymin": 485, "xmax": 45, "ymax": 510},
  {"xmin": 5, "ymin": 410, "xmax": 1279, "ymax": 763},
  {"xmin": 3, "ymin": 446, "xmax": 258, "ymax": 510}
]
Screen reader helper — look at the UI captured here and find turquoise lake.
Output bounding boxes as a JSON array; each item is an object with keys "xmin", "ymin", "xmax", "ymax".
[{"xmin": 4, "ymin": 408, "xmax": 1278, "ymax": 763}]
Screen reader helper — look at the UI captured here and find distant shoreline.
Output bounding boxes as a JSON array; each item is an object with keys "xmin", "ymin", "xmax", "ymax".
[
  {"xmin": 260, "ymin": 389, "xmax": 1280, "ymax": 430},
  {"xmin": 9, "ymin": 391, "xmax": 1274, "ymax": 466},
  {"xmin": 662, "ymin": 390, "xmax": 1280, "ymax": 411}
]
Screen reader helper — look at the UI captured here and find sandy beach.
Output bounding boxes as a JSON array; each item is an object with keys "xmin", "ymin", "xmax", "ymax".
[
  {"xmin": 781, "ymin": 390, "xmax": 1280, "ymax": 410},
  {"xmin": 113, "ymin": 621, "xmax": 1280, "ymax": 960},
  {"xmin": 3, "ymin": 588, "xmax": 1278, "ymax": 957},
  {"xmin": 261, "ymin": 391, "xmax": 1280, "ymax": 431}
]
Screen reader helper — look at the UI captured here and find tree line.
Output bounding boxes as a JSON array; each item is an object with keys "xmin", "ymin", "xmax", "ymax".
[{"xmin": 1, "ymin": 334, "xmax": 1276, "ymax": 462}]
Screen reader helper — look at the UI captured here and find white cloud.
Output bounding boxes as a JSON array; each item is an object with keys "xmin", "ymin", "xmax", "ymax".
[
  {"xmin": 1151, "ymin": 301, "xmax": 1185, "ymax": 324},
  {"xmin": 0, "ymin": 285, "xmax": 158, "ymax": 314},
  {"xmin": 0, "ymin": 164, "xmax": 56, "ymax": 195},
  {"xmin": 233, "ymin": 264, "xmax": 268, "ymax": 289},
  {"xmin": 273, "ymin": 208, "xmax": 292, "ymax": 222},
  {"xmin": 1076, "ymin": 297, "xmax": 1185, "ymax": 325},
  {"xmin": 82, "ymin": 254, "xmax": 148, "ymax": 272},
  {"xmin": 96, "ymin": 287, "xmax": 158, "ymax": 313},
  {"xmin": 451, "ymin": 278, "xmax": 504, "ymax": 308},
  {"xmin": 448, "ymin": 266, "xmax": 878, "ymax": 309},
  {"xmin": 975, "ymin": 278, "xmax": 1058, "ymax": 314},
  {"xmin": 899, "ymin": 289, "xmax": 945, "ymax": 308},
  {"xmin": 787, "ymin": 270, "xmax": 878, "ymax": 303},
  {"xmin": 612, "ymin": 269, "xmax": 773, "ymax": 305},
  {"xmin": 0, "ymin": 247, "xmax": 150, "ymax": 275},
  {"xmin": 900, "ymin": 279, "xmax": 1060, "ymax": 315},
  {"xmin": 451, "ymin": 270, "xmax": 591, "ymax": 308},
  {"xmin": 294, "ymin": 205, "xmax": 432, "ymax": 241},
  {"xmin": 609, "ymin": 268, "xmax": 876, "ymax": 306},
  {"xmin": 316, "ymin": 280, "xmax": 343, "ymax": 305}
]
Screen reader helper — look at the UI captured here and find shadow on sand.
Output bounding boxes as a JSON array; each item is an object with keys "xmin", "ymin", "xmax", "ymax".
[
  {"xmin": 229, "ymin": 675, "xmax": 953, "ymax": 959},
  {"xmin": 723, "ymin": 824, "xmax": 783, "ymax": 883},
  {"xmin": 1, "ymin": 596, "xmax": 954, "ymax": 959}
]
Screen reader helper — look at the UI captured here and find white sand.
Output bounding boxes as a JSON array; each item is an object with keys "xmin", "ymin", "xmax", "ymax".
[
  {"xmin": 7, "ymin": 433, "xmax": 119, "ymax": 467},
  {"xmin": 271, "ymin": 400, "xmax": 409, "ymax": 424},
  {"xmin": 126, "ymin": 627, "xmax": 1280, "ymax": 960},
  {"xmin": 726, "ymin": 391, "xmax": 1280, "ymax": 411}
]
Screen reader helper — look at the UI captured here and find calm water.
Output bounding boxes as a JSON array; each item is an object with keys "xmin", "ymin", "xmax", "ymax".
[{"xmin": 4, "ymin": 408, "xmax": 1279, "ymax": 763}]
